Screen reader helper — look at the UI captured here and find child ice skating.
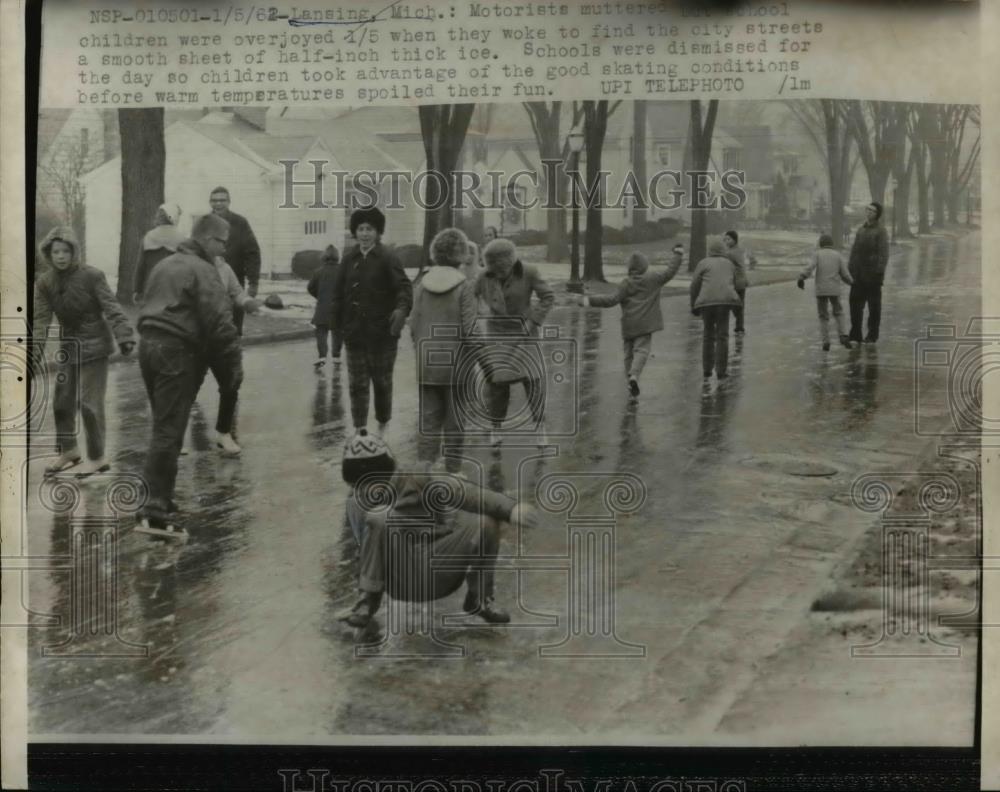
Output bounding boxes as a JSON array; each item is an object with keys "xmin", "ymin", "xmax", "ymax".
[
  {"xmin": 798, "ymin": 234, "xmax": 854, "ymax": 351},
  {"xmin": 580, "ymin": 251, "xmax": 683, "ymax": 399},
  {"xmin": 308, "ymin": 244, "xmax": 343, "ymax": 370}
]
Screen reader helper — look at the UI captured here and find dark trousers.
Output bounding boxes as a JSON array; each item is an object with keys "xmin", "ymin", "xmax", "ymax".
[
  {"xmin": 139, "ymin": 331, "xmax": 207, "ymax": 523},
  {"xmin": 731, "ymin": 288, "xmax": 746, "ymax": 332},
  {"xmin": 701, "ymin": 305, "xmax": 731, "ymax": 377},
  {"xmin": 487, "ymin": 378, "xmax": 545, "ymax": 429},
  {"xmin": 53, "ymin": 356, "xmax": 109, "ymax": 459},
  {"xmin": 232, "ymin": 304, "xmax": 245, "ymax": 336},
  {"xmin": 345, "ymin": 339, "xmax": 398, "ymax": 428},
  {"xmin": 208, "ymin": 356, "xmax": 243, "ymax": 434},
  {"xmin": 418, "ymin": 383, "xmax": 463, "ymax": 472},
  {"xmin": 314, "ymin": 324, "xmax": 343, "ymax": 359},
  {"xmin": 358, "ymin": 515, "xmax": 501, "ymax": 604},
  {"xmin": 849, "ymin": 283, "xmax": 882, "ymax": 342}
]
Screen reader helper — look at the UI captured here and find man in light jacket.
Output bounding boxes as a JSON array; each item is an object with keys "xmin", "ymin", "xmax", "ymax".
[{"xmin": 690, "ymin": 239, "xmax": 741, "ymax": 380}]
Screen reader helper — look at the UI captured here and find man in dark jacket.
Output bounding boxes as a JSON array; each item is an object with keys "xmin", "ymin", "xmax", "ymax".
[
  {"xmin": 136, "ymin": 213, "xmax": 242, "ymax": 537},
  {"xmin": 847, "ymin": 201, "xmax": 890, "ymax": 344},
  {"xmin": 331, "ymin": 207, "xmax": 412, "ymax": 437},
  {"xmin": 210, "ymin": 186, "xmax": 262, "ymax": 334}
]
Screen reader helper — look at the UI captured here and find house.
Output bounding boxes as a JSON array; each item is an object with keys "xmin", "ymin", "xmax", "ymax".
[
  {"xmin": 79, "ymin": 107, "xmax": 434, "ymax": 287},
  {"xmin": 36, "ymin": 109, "xmax": 120, "ymax": 248}
]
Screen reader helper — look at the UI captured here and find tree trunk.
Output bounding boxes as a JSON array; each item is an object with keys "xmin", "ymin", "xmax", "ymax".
[
  {"xmin": 915, "ymin": 140, "xmax": 930, "ymax": 233},
  {"xmin": 631, "ymin": 100, "xmax": 647, "ymax": 227},
  {"xmin": 687, "ymin": 99, "xmax": 719, "ymax": 268},
  {"xmin": 581, "ymin": 100, "xmax": 619, "ymax": 282},
  {"xmin": 896, "ymin": 144, "xmax": 917, "ymax": 238},
  {"xmin": 117, "ymin": 108, "xmax": 165, "ymax": 306},
  {"xmin": 523, "ymin": 101, "xmax": 571, "ymax": 263},
  {"xmin": 823, "ymin": 100, "xmax": 852, "ymax": 249},
  {"xmin": 419, "ymin": 104, "xmax": 476, "ymax": 265}
]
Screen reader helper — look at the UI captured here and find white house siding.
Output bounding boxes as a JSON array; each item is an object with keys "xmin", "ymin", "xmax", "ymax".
[
  {"xmin": 83, "ymin": 123, "xmax": 271, "ymax": 289},
  {"xmin": 37, "ymin": 109, "xmax": 114, "ymax": 226}
]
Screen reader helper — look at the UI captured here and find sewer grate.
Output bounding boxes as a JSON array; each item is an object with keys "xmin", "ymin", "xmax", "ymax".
[{"xmin": 741, "ymin": 453, "xmax": 839, "ymax": 478}]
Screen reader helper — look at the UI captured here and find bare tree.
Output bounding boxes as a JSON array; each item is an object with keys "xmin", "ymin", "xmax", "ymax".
[
  {"xmin": 686, "ymin": 99, "xmax": 720, "ymax": 268},
  {"xmin": 846, "ymin": 100, "xmax": 906, "ymax": 206},
  {"xmin": 579, "ymin": 99, "xmax": 622, "ymax": 282},
  {"xmin": 631, "ymin": 100, "xmax": 648, "ymax": 227},
  {"xmin": 117, "ymin": 109, "xmax": 165, "ymax": 305},
  {"xmin": 522, "ymin": 101, "xmax": 584, "ymax": 262},
  {"xmin": 784, "ymin": 99, "xmax": 853, "ymax": 247},
  {"xmin": 39, "ymin": 136, "xmax": 89, "ymax": 257},
  {"xmin": 418, "ymin": 104, "xmax": 476, "ymax": 263},
  {"xmin": 944, "ymin": 104, "xmax": 980, "ymax": 223}
]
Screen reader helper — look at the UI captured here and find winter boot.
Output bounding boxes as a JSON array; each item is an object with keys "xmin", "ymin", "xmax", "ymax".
[
  {"xmin": 44, "ymin": 451, "xmax": 82, "ymax": 477},
  {"xmin": 463, "ymin": 591, "xmax": 511, "ymax": 624},
  {"xmin": 628, "ymin": 377, "xmax": 640, "ymax": 398},
  {"xmin": 339, "ymin": 591, "xmax": 383, "ymax": 628}
]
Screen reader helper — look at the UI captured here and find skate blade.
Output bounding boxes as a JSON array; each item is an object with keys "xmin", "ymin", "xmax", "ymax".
[{"xmin": 134, "ymin": 524, "xmax": 189, "ymax": 544}]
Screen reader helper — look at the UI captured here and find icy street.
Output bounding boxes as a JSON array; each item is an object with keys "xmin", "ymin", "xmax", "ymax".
[{"xmin": 25, "ymin": 232, "xmax": 980, "ymax": 742}]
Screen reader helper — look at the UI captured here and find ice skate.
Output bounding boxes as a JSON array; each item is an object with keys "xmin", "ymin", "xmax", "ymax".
[
  {"xmin": 75, "ymin": 457, "xmax": 110, "ymax": 479},
  {"xmin": 135, "ymin": 517, "xmax": 189, "ymax": 544},
  {"xmin": 43, "ymin": 452, "xmax": 81, "ymax": 477},
  {"xmin": 215, "ymin": 432, "xmax": 242, "ymax": 457}
]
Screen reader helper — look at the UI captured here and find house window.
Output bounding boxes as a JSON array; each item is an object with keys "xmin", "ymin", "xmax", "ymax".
[
  {"xmin": 305, "ymin": 220, "xmax": 327, "ymax": 235},
  {"xmin": 656, "ymin": 144, "xmax": 671, "ymax": 166},
  {"xmin": 723, "ymin": 148, "xmax": 741, "ymax": 172}
]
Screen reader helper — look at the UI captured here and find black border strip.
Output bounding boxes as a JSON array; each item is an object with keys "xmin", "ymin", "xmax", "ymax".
[
  {"xmin": 27, "ymin": 745, "xmax": 979, "ymax": 791},
  {"xmin": 21, "ymin": 0, "xmax": 984, "ymax": 790}
]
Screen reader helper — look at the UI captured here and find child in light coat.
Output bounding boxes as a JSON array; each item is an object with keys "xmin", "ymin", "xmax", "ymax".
[
  {"xmin": 797, "ymin": 234, "xmax": 854, "ymax": 351},
  {"xmin": 580, "ymin": 250, "xmax": 682, "ymax": 399}
]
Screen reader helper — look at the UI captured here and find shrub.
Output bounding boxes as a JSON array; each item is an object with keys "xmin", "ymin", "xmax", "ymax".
[
  {"xmin": 601, "ymin": 225, "xmax": 625, "ymax": 245},
  {"xmin": 655, "ymin": 216, "xmax": 683, "ymax": 237},
  {"xmin": 291, "ymin": 249, "xmax": 324, "ymax": 280},
  {"xmin": 391, "ymin": 243, "xmax": 425, "ymax": 270},
  {"xmin": 510, "ymin": 229, "xmax": 547, "ymax": 247}
]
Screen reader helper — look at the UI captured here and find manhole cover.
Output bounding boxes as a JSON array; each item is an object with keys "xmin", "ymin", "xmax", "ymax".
[{"xmin": 741, "ymin": 454, "xmax": 839, "ymax": 477}]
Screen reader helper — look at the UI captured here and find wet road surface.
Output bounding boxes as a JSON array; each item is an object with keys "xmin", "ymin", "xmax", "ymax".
[{"xmin": 25, "ymin": 232, "xmax": 980, "ymax": 742}]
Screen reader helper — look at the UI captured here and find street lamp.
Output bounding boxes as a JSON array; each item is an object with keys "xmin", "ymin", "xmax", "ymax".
[{"xmin": 566, "ymin": 125, "xmax": 585, "ymax": 290}]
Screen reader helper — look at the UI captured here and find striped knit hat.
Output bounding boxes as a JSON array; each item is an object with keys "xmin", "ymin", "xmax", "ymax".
[{"xmin": 341, "ymin": 429, "xmax": 396, "ymax": 485}]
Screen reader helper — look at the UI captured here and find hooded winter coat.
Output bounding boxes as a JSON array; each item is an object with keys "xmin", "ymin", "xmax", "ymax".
[
  {"xmin": 474, "ymin": 260, "xmax": 555, "ymax": 384},
  {"xmin": 588, "ymin": 256, "xmax": 682, "ymax": 339},
  {"xmin": 723, "ymin": 245, "xmax": 755, "ymax": 291},
  {"xmin": 690, "ymin": 243, "xmax": 742, "ymax": 312},
  {"xmin": 848, "ymin": 220, "xmax": 890, "ymax": 287},
  {"xmin": 137, "ymin": 239, "xmax": 240, "ymax": 362},
  {"xmin": 34, "ymin": 227, "xmax": 134, "ymax": 363},
  {"xmin": 409, "ymin": 266, "xmax": 478, "ymax": 386},
  {"xmin": 308, "ymin": 248, "xmax": 341, "ymax": 326},
  {"xmin": 135, "ymin": 223, "xmax": 187, "ymax": 301},
  {"xmin": 800, "ymin": 248, "xmax": 853, "ymax": 296}
]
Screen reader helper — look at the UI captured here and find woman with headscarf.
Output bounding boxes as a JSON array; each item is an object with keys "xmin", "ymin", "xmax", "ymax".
[
  {"xmin": 134, "ymin": 203, "xmax": 186, "ymax": 305},
  {"xmin": 34, "ymin": 226, "xmax": 135, "ymax": 477}
]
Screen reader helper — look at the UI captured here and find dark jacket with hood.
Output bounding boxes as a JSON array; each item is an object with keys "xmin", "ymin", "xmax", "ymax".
[
  {"xmin": 331, "ymin": 242, "xmax": 413, "ymax": 344},
  {"xmin": 409, "ymin": 266, "xmax": 478, "ymax": 386},
  {"xmin": 307, "ymin": 246, "xmax": 341, "ymax": 326},
  {"xmin": 588, "ymin": 256, "xmax": 682, "ymax": 339},
  {"xmin": 137, "ymin": 239, "xmax": 240, "ymax": 363},
  {"xmin": 848, "ymin": 219, "xmax": 890, "ymax": 287},
  {"xmin": 34, "ymin": 227, "xmax": 134, "ymax": 363}
]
